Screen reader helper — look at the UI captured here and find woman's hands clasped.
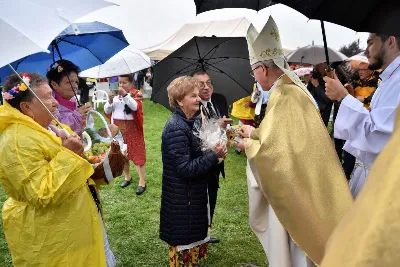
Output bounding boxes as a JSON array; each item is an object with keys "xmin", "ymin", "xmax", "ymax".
[{"xmin": 212, "ymin": 143, "xmax": 227, "ymax": 158}]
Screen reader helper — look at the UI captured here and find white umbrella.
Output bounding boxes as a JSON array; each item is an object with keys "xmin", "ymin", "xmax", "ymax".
[
  {"xmin": 0, "ymin": 0, "xmax": 115, "ymax": 68},
  {"xmin": 287, "ymin": 45, "xmax": 348, "ymax": 65},
  {"xmin": 345, "ymin": 53, "xmax": 369, "ymax": 69},
  {"xmin": 79, "ymin": 46, "xmax": 152, "ymax": 78},
  {"xmin": 1, "ymin": 0, "xmax": 114, "ymax": 135},
  {"xmin": 294, "ymin": 67, "xmax": 313, "ymax": 77}
]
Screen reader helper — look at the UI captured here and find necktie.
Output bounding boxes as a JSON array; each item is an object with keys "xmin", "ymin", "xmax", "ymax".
[{"xmin": 207, "ymin": 102, "xmax": 217, "ymax": 119}]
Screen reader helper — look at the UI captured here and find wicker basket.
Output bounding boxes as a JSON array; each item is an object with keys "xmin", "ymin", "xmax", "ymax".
[{"xmin": 83, "ymin": 110, "xmax": 128, "ymax": 183}]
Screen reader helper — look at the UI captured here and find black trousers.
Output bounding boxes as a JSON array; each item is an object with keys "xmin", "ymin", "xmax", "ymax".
[
  {"xmin": 334, "ymin": 138, "xmax": 356, "ymax": 180},
  {"xmin": 208, "ymin": 166, "xmax": 221, "ymax": 226}
]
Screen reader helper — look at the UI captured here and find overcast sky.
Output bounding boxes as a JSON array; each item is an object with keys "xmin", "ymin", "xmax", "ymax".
[{"xmin": 77, "ymin": 0, "xmax": 369, "ymax": 51}]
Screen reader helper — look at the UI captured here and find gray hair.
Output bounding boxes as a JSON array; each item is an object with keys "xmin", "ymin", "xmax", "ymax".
[{"xmin": 257, "ymin": 59, "xmax": 280, "ymax": 69}]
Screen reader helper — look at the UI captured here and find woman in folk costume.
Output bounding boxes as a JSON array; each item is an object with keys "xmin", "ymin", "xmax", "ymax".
[
  {"xmin": 237, "ymin": 17, "xmax": 352, "ymax": 266},
  {"xmin": 104, "ymin": 74, "xmax": 147, "ymax": 195},
  {"xmin": 46, "ymin": 60, "xmax": 93, "ymax": 133},
  {"xmin": 320, "ymin": 108, "xmax": 400, "ymax": 267},
  {"xmin": 0, "ymin": 73, "xmax": 115, "ymax": 267}
]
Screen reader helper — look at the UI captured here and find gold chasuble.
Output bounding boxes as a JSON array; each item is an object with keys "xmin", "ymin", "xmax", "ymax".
[
  {"xmin": 320, "ymin": 108, "xmax": 400, "ymax": 267},
  {"xmin": 245, "ymin": 74, "xmax": 353, "ymax": 264}
]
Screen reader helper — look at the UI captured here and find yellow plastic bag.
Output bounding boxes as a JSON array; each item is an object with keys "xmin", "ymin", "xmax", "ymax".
[{"xmin": 231, "ymin": 96, "xmax": 254, "ymax": 120}]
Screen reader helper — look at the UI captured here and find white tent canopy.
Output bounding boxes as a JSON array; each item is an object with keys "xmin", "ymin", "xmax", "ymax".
[
  {"xmin": 142, "ymin": 17, "xmax": 292, "ymax": 60},
  {"xmin": 79, "ymin": 46, "xmax": 151, "ymax": 78},
  {"xmin": 142, "ymin": 17, "xmax": 242, "ymax": 60}
]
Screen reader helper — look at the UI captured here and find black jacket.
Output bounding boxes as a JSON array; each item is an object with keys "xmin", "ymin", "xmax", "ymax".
[
  {"xmin": 160, "ymin": 108, "xmax": 219, "ymax": 246},
  {"xmin": 307, "ymin": 78, "xmax": 332, "ymax": 112},
  {"xmin": 307, "ymin": 78, "xmax": 333, "ymax": 126}
]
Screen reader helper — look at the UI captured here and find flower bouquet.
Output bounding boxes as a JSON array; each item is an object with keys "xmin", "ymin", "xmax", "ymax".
[
  {"xmin": 82, "ymin": 110, "xmax": 128, "ymax": 183},
  {"xmin": 226, "ymin": 125, "xmax": 245, "ymax": 153},
  {"xmin": 193, "ymin": 108, "xmax": 228, "ymax": 162}
]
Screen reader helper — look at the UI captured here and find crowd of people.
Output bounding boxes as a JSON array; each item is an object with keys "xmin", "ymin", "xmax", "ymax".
[{"xmin": 0, "ymin": 12, "xmax": 399, "ymax": 267}]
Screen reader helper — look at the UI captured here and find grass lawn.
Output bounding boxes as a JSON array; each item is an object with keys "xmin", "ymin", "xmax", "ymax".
[{"xmin": 0, "ymin": 100, "xmax": 267, "ymax": 267}]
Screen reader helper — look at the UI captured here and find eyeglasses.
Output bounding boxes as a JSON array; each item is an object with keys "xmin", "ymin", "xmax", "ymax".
[
  {"xmin": 198, "ymin": 80, "xmax": 213, "ymax": 89},
  {"xmin": 250, "ymin": 65, "xmax": 262, "ymax": 78}
]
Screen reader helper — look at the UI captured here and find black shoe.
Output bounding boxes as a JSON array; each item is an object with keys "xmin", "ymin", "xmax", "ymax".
[
  {"xmin": 208, "ymin": 237, "xmax": 220, "ymax": 244},
  {"xmin": 120, "ymin": 180, "xmax": 131, "ymax": 188},
  {"xmin": 136, "ymin": 185, "xmax": 146, "ymax": 195}
]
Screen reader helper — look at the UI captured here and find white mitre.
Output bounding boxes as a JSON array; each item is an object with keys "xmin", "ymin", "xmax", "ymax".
[{"xmin": 247, "ymin": 16, "xmax": 308, "ymax": 91}]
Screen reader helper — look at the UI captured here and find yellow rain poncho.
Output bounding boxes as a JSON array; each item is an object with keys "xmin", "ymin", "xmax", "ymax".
[{"xmin": 0, "ymin": 102, "xmax": 107, "ymax": 267}]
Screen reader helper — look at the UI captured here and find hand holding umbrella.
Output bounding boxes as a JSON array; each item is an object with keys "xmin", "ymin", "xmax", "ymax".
[
  {"xmin": 324, "ymin": 73, "xmax": 349, "ymax": 102},
  {"xmin": 78, "ymin": 102, "xmax": 93, "ymax": 118}
]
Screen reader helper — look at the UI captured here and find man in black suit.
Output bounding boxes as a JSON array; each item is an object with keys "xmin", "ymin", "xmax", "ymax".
[{"xmin": 191, "ymin": 70, "xmax": 232, "ymax": 244}]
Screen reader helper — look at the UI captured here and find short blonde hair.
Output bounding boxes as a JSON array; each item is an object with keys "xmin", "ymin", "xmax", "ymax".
[{"xmin": 167, "ymin": 76, "xmax": 200, "ymax": 108}]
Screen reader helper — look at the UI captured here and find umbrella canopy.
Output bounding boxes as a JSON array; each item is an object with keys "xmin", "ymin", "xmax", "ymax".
[
  {"xmin": 151, "ymin": 36, "xmax": 254, "ymax": 110},
  {"xmin": 287, "ymin": 45, "xmax": 348, "ymax": 65},
  {"xmin": 195, "ymin": 0, "xmax": 275, "ymax": 14},
  {"xmin": 345, "ymin": 53, "xmax": 369, "ymax": 69},
  {"xmin": 274, "ymin": 0, "xmax": 400, "ymax": 37},
  {"xmin": 0, "ymin": 0, "xmax": 114, "ymax": 69},
  {"xmin": 79, "ymin": 46, "xmax": 151, "ymax": 78},
  {"xmin": 0, "ymin": 21, "xmax": 129, "ymax": 83},
  {"xmin": 294, "ymin": 67, "xmax": 313, "ymax": 77}
]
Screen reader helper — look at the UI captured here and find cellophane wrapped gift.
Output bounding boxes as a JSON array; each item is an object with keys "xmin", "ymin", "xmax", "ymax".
[{"xmin": 193, "ymin": 115, "xmax": 228, "ymax": 162}]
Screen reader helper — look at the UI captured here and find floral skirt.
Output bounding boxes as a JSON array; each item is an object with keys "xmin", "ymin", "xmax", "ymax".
[
  {"xmin": 168, "ymin": 243, "xmax": 208, "ymax": 267},
  {"xmin": 113, "ymin": 119, "xmax": 146, "ymax": 166}
]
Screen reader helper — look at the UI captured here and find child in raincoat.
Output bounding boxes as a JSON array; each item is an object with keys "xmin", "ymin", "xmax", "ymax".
[{"xmin": 0, "ymin": 73, "xmax": 115, "ymax": 267}]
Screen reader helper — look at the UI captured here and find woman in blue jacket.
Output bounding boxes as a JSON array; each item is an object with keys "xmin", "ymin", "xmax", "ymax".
[{"xmin": 160, "ymin": 76, "xmax": 227, "ymax": 267}]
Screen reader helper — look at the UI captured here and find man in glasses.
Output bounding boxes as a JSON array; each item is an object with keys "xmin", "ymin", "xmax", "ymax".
[
  {"xmin": 237, "ymin": 16, "xmax": 352, "ymax": 266},
  {"xmin": 191, "ymin": 70, "xmax": 233, "ymax": 244}
]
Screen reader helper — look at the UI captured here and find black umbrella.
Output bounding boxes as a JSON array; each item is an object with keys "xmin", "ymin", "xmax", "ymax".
[
  {"xmin": 275, "ymin": 0, "xmax": 400, "ymax": 37},
  {"xmin": 194, "ymin": 0, "xmax": 399, "ymax": 73},
  {"xmin": 273, "ymin": 0, "xmax": 400, "ymax": 70},
  {"xmin": 151, "ymin": 36, "xmax": 254, "ymax": 110},
  {"xmin": 195, "ymin": 0, "xmax": 275, "ymax": 14}
]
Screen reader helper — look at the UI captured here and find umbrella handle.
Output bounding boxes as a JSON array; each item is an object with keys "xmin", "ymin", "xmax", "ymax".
[{"xmin": 325, "ymin": 68, "xmax": 339, "ymax": 104}]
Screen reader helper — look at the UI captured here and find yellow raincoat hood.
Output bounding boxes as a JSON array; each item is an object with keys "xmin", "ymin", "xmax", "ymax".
[{"xmin": 0, "ymin": 102, "xmax": 107, "ymax": 267}]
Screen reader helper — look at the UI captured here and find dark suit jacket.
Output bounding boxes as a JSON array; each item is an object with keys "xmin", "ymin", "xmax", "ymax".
[{"xmin": 200, "ymin": 93, "xmax": 229, "ymax": 119}]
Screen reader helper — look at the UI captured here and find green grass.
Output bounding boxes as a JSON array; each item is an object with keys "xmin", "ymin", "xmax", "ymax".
[{"xmin": 0, "ymin": 100, "xmax": 267, "ymax": 267}]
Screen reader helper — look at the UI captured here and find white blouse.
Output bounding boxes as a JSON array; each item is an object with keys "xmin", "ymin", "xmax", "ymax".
[{"xmin": 104, "ymin": 94, "xmax": 138, "ymax": 121}]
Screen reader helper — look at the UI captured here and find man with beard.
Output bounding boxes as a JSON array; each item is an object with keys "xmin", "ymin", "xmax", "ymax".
[{"xmin": 325, "ymin": 34, "xmax": 400, "ymax": 198}]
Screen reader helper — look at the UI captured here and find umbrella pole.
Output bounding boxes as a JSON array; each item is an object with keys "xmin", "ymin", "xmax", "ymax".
[
  {"xmin": 194, "ymin": 37, "xmax": 206, "ymax": 71},
  {"xmin": 7, "ymin": 64, "xmax": 69, "ymax": 134},
  {"xmin": 52, "ymin": 40, "xmax": 82, "ymax": 107},
  {"xmin": 320, "ymin": 20, "xmax": 330, "ymax": 66}
]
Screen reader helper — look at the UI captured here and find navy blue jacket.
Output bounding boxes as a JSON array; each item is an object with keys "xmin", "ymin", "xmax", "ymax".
[{"xmin": 160, "ymin": 108, "xmax": 219, "ymax": 246}]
